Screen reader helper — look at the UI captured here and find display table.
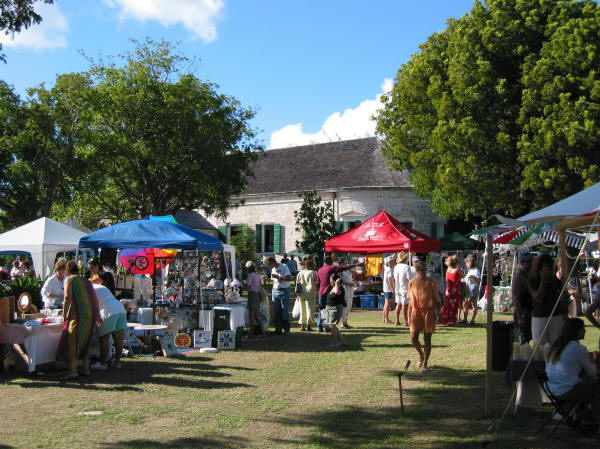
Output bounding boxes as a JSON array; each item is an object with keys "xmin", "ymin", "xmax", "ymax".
[
  {"xmin": 0, "ymin": 323, "xmax": 63, "ymax": 372},
  {"xmin": 198, "ymin": 304, "xmax": 250, "ymax": 332},
  {"xmin": 506, "ymin": 358, "xmax": 547, "ymax": 414},
  {"xmin": 493, "ymin": 287, "xmax": 513, "ymax": 313}
]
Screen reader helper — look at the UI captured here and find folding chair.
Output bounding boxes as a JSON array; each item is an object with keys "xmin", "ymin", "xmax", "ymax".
[{"xmin": 534, "ymin": 370, "xmax": 588, "ymax": 438}]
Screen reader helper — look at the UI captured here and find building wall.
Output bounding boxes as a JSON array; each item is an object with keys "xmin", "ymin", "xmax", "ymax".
[{"xmin": 206, "ymin": 188, "xmax": 444, "ymax": 256}]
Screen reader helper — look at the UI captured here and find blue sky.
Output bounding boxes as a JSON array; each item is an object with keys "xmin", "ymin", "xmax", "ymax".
[{"xmin": 1, "ymin": 0, "xmax": 476, "ymax": 148}]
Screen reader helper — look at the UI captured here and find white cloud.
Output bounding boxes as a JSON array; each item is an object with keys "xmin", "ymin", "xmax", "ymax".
[
  {"xmin": 269, "ymin": 78, "xmax": 394, "ymax": 149},
  {"xmin": 105, "ymin": 0, "xmax": 224, "ymax": 42},
  {"xmin": 0, "ymin": 3, "xmax": 69, "ymax": 50}
]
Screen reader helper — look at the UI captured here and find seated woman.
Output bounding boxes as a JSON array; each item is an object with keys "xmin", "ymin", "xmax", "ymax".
[{"xmin": 546, "ymin": 318, "xmax": 600, "ymax": 423}]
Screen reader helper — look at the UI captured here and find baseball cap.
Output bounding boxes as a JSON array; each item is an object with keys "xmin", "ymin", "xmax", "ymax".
[
  {"xmin": 412, "ymin": 256, "xmax": 421, "ymax": 263},
  {"xmin": 245, "ymin": 260, "xmax": 255, "ymax": 268}
]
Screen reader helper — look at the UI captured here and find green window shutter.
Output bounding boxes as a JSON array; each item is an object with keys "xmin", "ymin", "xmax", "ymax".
[
  {"xmin": 273, "ymin": 223, "xmax": 281, "ymax": 254},
  {"xmin": 218, "ymin": 225, "xmax": 228, "ymax": 242},
  {"xmin": 255, "ymin": 224, "xmax": 263, "ymax": 253},
  {"xmin": 335, "ymin": 221, "xmax": 343, "ymax": 233},
  {"xmin": 430, "ymin": 223, "xmax": 438, "ymax": 238}
]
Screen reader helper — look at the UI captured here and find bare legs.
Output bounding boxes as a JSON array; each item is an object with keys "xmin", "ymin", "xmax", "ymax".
[
  {"xmin": 329, "ymin": 323, "xmax": 345, "ymax": 346},
  {"xmin": 250, "ymin": 309, "xmax": 266, "ymax": 338},
  {"xmin": 383, "ymin": 298, "xmax": 393, "ymax": 323},
  {"xmin": 410, "ymin": 330, "xmax": 432, "ymax": 369}
]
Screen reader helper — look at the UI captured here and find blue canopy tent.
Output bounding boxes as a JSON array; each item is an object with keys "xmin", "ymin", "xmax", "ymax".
[
  {"xmin": 79, "ymin": 219, "xmax": 234, "ymax": 308},
  {"xmin": 79, "ymin": 219, "xmax": 223, "ymax": 250}
]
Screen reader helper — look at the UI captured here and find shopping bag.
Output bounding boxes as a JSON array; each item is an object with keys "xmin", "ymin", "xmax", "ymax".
[{"xmin": 292, "ymin": 299, "xmax": 301, "ymax": 319}]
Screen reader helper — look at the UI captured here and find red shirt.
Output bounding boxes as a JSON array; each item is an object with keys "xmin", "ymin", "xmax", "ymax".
[{"xmin": 317, "ymin": 264, "xmax": 340, "ymax": 296}]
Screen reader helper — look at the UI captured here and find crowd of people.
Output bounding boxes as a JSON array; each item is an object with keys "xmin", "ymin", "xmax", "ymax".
[{"xmin": 1, "ymin": 254, "xmax": 127, "ymax": 380}]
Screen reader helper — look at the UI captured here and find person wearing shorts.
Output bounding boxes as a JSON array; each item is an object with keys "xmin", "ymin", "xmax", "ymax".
[
  {"xmin": 325, "ymin": 273, "xmax": 346, "ymax": 348},
  {"xmin": 245, "ymin": 261, "xmax": 266, "ymax": 339},
  {"xmin": 394, "ymin": 251, "xmax": 412, "ymax": 326},
  {"xmin": 407, "ymin": 261, "xmax": 441, "ymax": 373},
  {"xmin": 91, "ymin": 284, "xmax": 126, "ymax": 370},
  {"xmin": 382, "ymin": 256, "xmax": 396, "ymax": 323}
]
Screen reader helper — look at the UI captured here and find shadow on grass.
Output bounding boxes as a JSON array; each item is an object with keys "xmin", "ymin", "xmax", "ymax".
[
  {"xmin": 3, "ymin": 359, "xmax": 255, "ymax": 392},
  {"xmin": 98, "ymin": 436, "xmax": 246, "ymax": 449},
  {"xmin": 240, "ymin": 325, "xmax": 414, "ymax": 353},
  {"xmin": 258, "ymin": 366, "xmax": 600, "ymax": 449}
]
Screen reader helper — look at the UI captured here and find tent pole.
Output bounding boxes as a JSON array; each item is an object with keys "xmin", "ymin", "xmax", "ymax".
[
  {"xmin": 559, "ymin": 230, "xmax": 568, "ymax": 282},
  {"xmin": 484, "ymin": 232, "xmax": 494, "ymax": 416},
  {"xmin": 510, "ymin": 252, "xmax": 518, "ymax": 290}
]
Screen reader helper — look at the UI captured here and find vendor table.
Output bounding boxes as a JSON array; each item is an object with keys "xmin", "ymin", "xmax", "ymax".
[
  {"xmin": 0, "ymin": 323, "xmax": 63, "ymax": 372},
  {"xmin": 506, "ymin": 358, "xmax": 547, "ymax": 414},
  {"xmin": 198, "ymin": 303, "xmax": 250, "ymax": 332},
  {"xmin": 493, "ymin": 287, "xmax": 513, "ymax": 313},
  {"xmin": 132, "ymin": 324, "xmax": 167, "ymax": 354}
]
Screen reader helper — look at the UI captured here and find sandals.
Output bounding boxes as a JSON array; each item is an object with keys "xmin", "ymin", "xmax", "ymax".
[
  {"xmin": 420, "ymin": 367, "xmax": 432, "ymax": 373},
  {"xmin": 417, "ymin": 359, "xmax": 424, "ymax": 368}
]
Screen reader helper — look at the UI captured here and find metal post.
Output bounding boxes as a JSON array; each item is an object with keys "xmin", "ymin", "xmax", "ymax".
[{"xmin": 484, "ymin": 232, "xmax": 494, "ymax": 416}]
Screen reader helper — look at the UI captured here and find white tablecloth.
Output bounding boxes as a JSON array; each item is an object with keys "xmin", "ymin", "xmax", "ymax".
[
  {"xmin": 198, "ymin": 304, "xmax": 250, "ymax": 332},
  {"xmin": 0, "ymin": 323, "xmax": 63, "ymax": 372}
]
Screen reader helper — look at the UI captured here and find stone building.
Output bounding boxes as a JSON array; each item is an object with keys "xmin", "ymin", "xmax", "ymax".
[{"xmin": 206, "ymin": 137, "xmax": 445, "ymax": 257}]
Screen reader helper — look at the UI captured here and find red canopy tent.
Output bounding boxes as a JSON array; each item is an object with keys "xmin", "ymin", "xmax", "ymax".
[{"xmin": 324, "ymin": 210, "xmax": 440, "ymax": 254}]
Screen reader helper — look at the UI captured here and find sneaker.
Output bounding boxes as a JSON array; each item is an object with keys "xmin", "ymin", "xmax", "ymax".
[
  {"xmin": 113, "ymin": 363, "xmax": 122, "ymax": 369},
  {"xmin": 91, "ymin": 362, "xmax": 108, "ymax": 370}
]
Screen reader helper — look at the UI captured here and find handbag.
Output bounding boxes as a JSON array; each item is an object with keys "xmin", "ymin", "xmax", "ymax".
[{"xmin": 292, "ymin": 299, "xmax": 301, "ymax": 319}]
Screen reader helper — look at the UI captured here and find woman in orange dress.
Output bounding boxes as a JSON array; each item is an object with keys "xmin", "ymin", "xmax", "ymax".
[
  {"xmin": 440, "ymin": 255, "xmax": 463, "ymax": 326},
  {"xmin": 407, "ymin": 261, "xmax": 442, "ymax": 373}
]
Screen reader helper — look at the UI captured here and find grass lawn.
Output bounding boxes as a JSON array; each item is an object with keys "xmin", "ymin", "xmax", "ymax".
[{"xmin": 1, "ymin": 309, "xmax": 599, "ymax": 449}]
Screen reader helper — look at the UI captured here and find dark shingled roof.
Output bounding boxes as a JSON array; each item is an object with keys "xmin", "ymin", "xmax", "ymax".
[
  {"xmin": 174, "ymin": 209, "xmax": 217, "ymax": 231},
  {"xmin": 246, "ymin": 137, "xmax": 411, "ymax": 195}
]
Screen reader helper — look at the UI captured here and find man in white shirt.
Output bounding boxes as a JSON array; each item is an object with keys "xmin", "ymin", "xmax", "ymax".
[
  {"xmin": 394, "ymin": 251, "xmax": 413, "ymax": 326},
  {"xmin": 267, "ymin": 256, "xmax": 293, "ymax": 335},
  {"xmin": 339, "ymin": 259, "xmax": 355, "ymax": 329}
]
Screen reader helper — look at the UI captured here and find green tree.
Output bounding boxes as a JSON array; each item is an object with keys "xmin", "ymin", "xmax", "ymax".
[
  {"xmin": 39, "ymin": 38, "xmax": 261, "ymax": 226},
  {"xmin": 294, "ymin": 190, "xmax": 338, "ymax": 268},
  {"xmin": 229, "ymin": 225, "xmax": 256, "ymax": 267},
  {"xmin": 0, "ymin": 80, "xmax": 72, "ymax": 229},
  {"xmin": 0, "ymin": 0, "xmax": 54, "ymax": 62},
  {"xmin": 376, "ymin": 0, "xmax": 600, "ymax": 221}
]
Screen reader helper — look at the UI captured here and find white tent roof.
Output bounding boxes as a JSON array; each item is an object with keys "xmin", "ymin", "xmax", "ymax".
[
  {"xmin": 519, "ymin": 181, "xmax": 600, "ymax": 230},
  {"xmin": 0, "ymin": 217, "xmax": 88, "ymax": 279}
]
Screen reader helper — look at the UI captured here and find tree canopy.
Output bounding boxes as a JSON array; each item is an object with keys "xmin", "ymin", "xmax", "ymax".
[
  {"xmin": 376, "ymin": 0, "xmax": 600, "ymax": 222},
  {"xmin": 0, "ymin": 38, "xmax": 262, "ymax": 229}
]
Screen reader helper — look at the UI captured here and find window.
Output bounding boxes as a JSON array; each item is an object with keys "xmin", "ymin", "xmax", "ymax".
[
  {"xmin": 402, "ymin": 221, "xmax": 413, "ymax": 228},
  {"xmin": 264, "ymin": 225, "xmax": 274, "ymax": 253},
  {"xmin": 230, "ymin": 225, "xmax": 243, "ymax": 240},
  {"xmin": 346, "ymin": 220, "xmax": 362, "ymax": 231},
  {"xmin": 256, "ymin": 223, "xmax": 281, "ymax": 253}
]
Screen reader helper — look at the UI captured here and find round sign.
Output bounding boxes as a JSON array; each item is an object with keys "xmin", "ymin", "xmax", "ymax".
[{"xmin": 135, "ymin": 255, "xmax": 149, "ymax": 270}]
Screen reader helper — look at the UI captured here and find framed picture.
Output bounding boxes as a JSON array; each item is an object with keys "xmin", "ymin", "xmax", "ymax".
[
  {"xmin": 193, "ymin": 330, "xmax": 212, "ymax": 348},
  {"xmin": 159, "ymin": 336, "xmax": 177, "ymax": 356},
  {"xmin": 217, "ymin": 330, "xmax": 235, "ymax": 350}
]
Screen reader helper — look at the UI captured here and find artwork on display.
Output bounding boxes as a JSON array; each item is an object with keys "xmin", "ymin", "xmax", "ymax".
[
  {"xmin": 174, "ymin": 333, "xmax": 192, "ymax": 349},
  {"xmin": 217, "ymin": 330, "xmax": 236, "ymax": 350},
  {"xmin": 159, "ymin": 336, "xmax": 177, "ymax": 356},
  {"xmin": 193, "ymin": 330, "xmax": 212, "ymax": 348}
]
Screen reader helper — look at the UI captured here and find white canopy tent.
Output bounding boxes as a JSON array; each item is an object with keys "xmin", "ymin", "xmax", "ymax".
[
  {"xmin": 519, "ymin": 181, "xmax": 600, "ymax": 230},
  {"xmin": 0, "ymin": 217, "xmax": 87, "ymax": 279}
]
